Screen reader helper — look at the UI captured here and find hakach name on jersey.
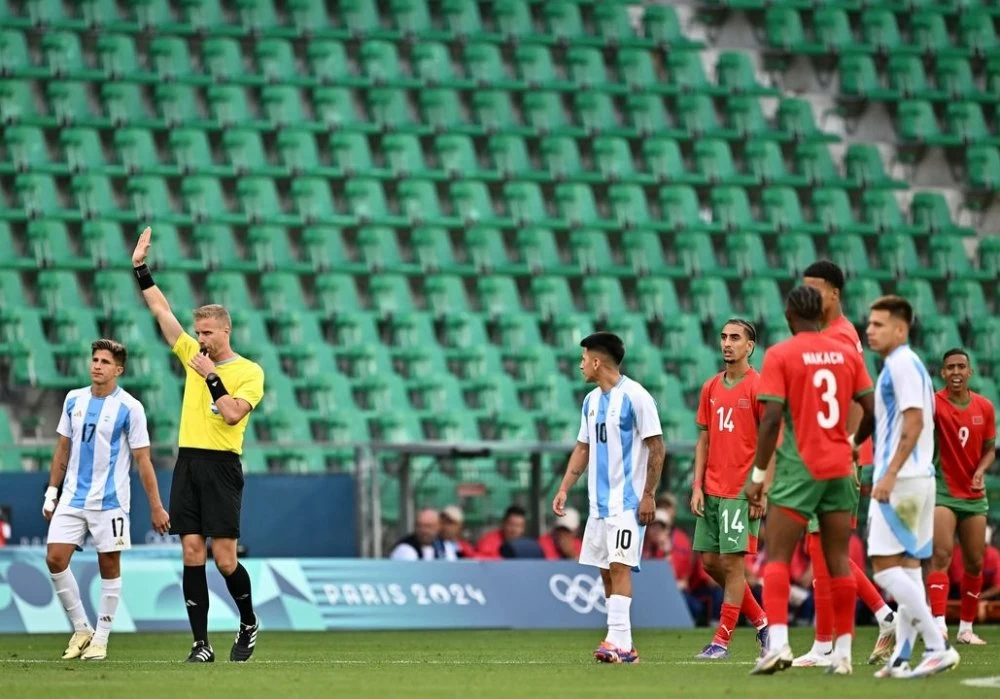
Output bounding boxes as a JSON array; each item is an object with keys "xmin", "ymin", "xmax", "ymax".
[{"xmin": 801, "ymin": 351, "xmax": 846, "ymax": 366}]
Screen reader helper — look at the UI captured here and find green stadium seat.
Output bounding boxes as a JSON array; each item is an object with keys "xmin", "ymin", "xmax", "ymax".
[
  {"xmin": 827, "ymin": 234, "xmax": 887, "ymax": 281},
  {"xmin": 842, "ymin": 279, "xmax": 884, "ymax": 326},
  {"xmin": 716, "ymin": 51, "xmax": 776, "ymax": 96},
  {"xmin": 812, "ymin": 188, "xmax": 871, "ymax": 236},
  {"xmin": 259, "ymin": 272, "xmax": 309, "ymax": 313},
  {"xmin": 745, "ymin": 142, "xmax": 806, "ymax": 189},
  {"xmin": 967, "ymin": 145, "xmax": 1000, "ymax": 191},
  {"xmin": 947, "ymin": 280, "xmax": 989, "ymax": 322},
  {"xmin": 27, "ymin": 220, "xmax": 91, "ymax": 270},
  {"xmin": 661, "ymin": 186, "xmax": 716, "ymax": 233},
  {"xmin": 358, "ymin": 226, "xmax": 415, "ymax": 274},
  {"xmin": 845, "ymin": 144, "xmax": 905, "ymax": 189},
  {"xmin": 910, "ymin": 192, "xmax": 975, "ymax": 237},
  {"xmin": 696, "ymin": 140, "xmax": 753, "ymax": 187},
  {"xmin": 918, "ymin": 316, "xmax": 964, "ymax": 360},
  {"xmin": 7, "ymin": 125, "xmax": 64, "ymax": 174},
  {"xmin": 897, "ymin": 100, "xmax": 950, "ymax": 148},
  {"xmin": 776, "ymin": 233, "xmax": 818, "ymax": 277},
  {"xmin": 936, "ymin": 57, "xmax": 981, "ymax": 102},
  {"xmin": 441, "ymin": 0, "xmax": 483, "ymax": 39},
  {"xmin": 569, "ymin": 230, "xmax": 627, "ymax": 276},
  {"xmin": 413, "ymin": 228, "xmax": 467, "ymax": 275},
  {"xmin": 726, "ymin": 96, "xmax": 786, "ymax": 142},
  {"xmin": 978, "ymin": 237, "xmax": 1000, "ymax": 278},
  {"xmin": 0, "ymin": 224, "xmax": 36, "ymax": 270},
  {"xmin": 711, "ymin": 186, "xmax": 767, "ymax": 233},
  {"xmin": 958, "ymin": 9, "xmax": 999, "ymax": 58},
  {"xmin": 896, "ymin": 278, "xmax": 937, "ymax": 321},
  {"xmin": 927, "ymin": 235, "xmax": 991, "ymax": 281},
  {"xmin": 581, "ymin": 277, "xmax": 627, "ymax": 323},
  {"xmin": 742, "ymin": 278, "xmax": 785, "ymax": 323},
  {"xmin": 494, "ymin": 0, "xmax": 534, "ymax": 41},
  {"xmin": 642, "ymin": 3, "xmax": 699, "ymax": 48},
  {"xmin": 568, "ymin": 47, "xmax": 612, "ymax": 91},
  {"xmin": 0, "ymin": 29, "xmax": 45, "ymax": 78},
  {"xmin": 861, "ymin": 190, "xmax": 920, "ymax": 236},
  {"xmin": 690, "ymin": 277, "xmax": 734, "ymax": 322},
  {"xmin": 37, "ymin": 270, "xmax": 83, "ymax": 312},
  {"xmin": 861, "ymin": 10, "xmax": 905, "ymax": 56},
  {"xmin": 841, "ymin": 55, "xmax": 894, "ymax": 102},
  {"xmin": 530, "ymin": 276, "xmax": 576, "ymax": 318}
]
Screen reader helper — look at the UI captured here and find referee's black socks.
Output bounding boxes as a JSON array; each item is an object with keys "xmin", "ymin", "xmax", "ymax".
[
  {"xmin": 183, "ymin": 565, "xmax": 210, "ymax": 643},
  {"xmin": 224, "ymin": 563, "xmax": 256, "ymax": 626}
]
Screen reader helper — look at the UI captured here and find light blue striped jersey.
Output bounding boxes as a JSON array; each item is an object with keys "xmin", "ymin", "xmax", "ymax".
[
  {"xmin": 577, "ymin": 375, "xmax": 663, "ymax": 519},
  {"xmin": 874, "ymin": 344, "xmax": 935, "ymax": 481},
  {"xmin": 56, "ymin": 385, "xmax": 150, "ymax": 512}
]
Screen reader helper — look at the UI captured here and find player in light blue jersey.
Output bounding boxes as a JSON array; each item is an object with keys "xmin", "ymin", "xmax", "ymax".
[
  {"xmin": 553, "ymin": 332, "xmax": 665, "ymax": 664},
  {"xmin": 43, "ymin": 340, "xmax": 170, "ymax": 661},
  {"xmin": 865, "ymin": 296, "xmax": 959, "ymax": 679}
]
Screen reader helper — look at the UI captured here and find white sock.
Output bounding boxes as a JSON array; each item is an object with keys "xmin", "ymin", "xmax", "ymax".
[
  {"xmin": 934, "ymin": 615, "xmax": 946, "ymax": 630},
  {"xmin": 92, "ymin": 577, "xmax": 121, "ymax": 646},
  {"xmin": 51, "ymin": 568, "xmax": 92, "ymax": 633},
  {"xmin": 874, "ymin": 567, "xmax": 944, "ymax": 652},
  {"xmin": 892, "ymin": 604, "xmax": 918, "ymax": 663},
  {"xmin": 874, "ymin": 605, "xmax": 893, "ymax": 624},
  {"xmin": 958, "ymin": 620, "xmax": 973, "ymax": 635},
  {"xmin": 834, "ymin": 633, "xmax": 852, "ymax": 662},
  {"xmin": 812, "ymin": 640, "xmax": 833, "ymax": 654},
  {"xmin": 769, "ymin": 624, "xmax": 788, "ymax": 652},
  {"xmin": 605, "ymin": 595, "xmax": 632, "ymax": 649}
]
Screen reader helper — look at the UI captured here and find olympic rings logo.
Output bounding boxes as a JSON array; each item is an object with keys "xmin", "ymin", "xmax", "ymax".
[{"xmin": 548, "ymin": 574, "xmax": 606, "ymax": 615}]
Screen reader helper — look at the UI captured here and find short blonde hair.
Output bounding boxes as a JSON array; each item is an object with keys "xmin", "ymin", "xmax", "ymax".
[{"xmin": 193, "ymin": 304, "xmax": 231, "ymax": 328}]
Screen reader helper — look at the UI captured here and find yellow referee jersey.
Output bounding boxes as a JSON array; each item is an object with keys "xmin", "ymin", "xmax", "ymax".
[{"xmin": 172, "ymin": 332, "xmax": 265, "ymax": 455}]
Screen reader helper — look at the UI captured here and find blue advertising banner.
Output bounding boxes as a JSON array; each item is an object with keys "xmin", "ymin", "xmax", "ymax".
[
  {"xmin": 0, "ymin": 551, "xmax": 693, "ymax": 633},
  {"xmin": 0, "ymin": 472, "xmax": 357, "ymax": 557}
]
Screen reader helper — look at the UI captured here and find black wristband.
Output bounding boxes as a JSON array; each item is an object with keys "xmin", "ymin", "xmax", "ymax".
[
  {"xmin": 205, "ymin": 372, "xmax": 230, "ymax": 402},
  {"xmin": 134, "ymin": 263, "xmax": 155, "ymax": 290}
]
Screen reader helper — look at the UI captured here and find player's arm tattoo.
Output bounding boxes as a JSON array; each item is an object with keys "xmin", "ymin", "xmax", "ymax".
[
  {"xmin": 642, "ymin": 435, "xmax": 665, "ymax": 496},
  {"xmin": 47, "ymin": 435, "xmax": 71, "ymax": 488},
  {"xmin": 753, "ymin": 402, "xmax": 783, "ymax": 472}
]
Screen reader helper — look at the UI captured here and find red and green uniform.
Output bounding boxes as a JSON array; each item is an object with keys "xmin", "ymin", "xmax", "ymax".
[
  {"xmin": 934, "ymin": 389, "xmax": 995, "ymax": 518},
  {"xmin": 693, "ymin": 369, "xmax": 763, "ymax": 555},
  {"xmin": 759, "ymin": 332, "xmax": 874, "ymax": 522},
  {"xmin": 806, "ymin": 315, "xmax": 871, "ymax": 533}
]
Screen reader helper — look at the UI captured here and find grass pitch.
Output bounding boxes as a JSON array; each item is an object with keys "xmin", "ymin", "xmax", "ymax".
[{"xmin": 1, "ymin": 626, "xmax": 996, "ymax": 698}]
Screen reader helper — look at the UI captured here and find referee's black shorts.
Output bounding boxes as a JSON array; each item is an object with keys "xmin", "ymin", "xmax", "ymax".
[{"xmin": 169, "ymin": 448, "xmax": 244, "ymax": 539}]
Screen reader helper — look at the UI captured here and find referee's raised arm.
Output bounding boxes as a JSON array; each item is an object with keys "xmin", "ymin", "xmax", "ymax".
[{"xmin": 131, "ymin": 227, "xmax": 184, "ymax": 348}]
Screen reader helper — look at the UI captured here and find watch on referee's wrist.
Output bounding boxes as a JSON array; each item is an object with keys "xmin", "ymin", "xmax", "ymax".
[{"xmin": 205, "ymin": 373, "xmax": 230, "ymax": 402}]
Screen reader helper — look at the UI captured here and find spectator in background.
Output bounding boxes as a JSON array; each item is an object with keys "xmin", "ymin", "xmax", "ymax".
[
  {"xmin": 476, "ymin": 505, "xmax": 528, "ymax": 560},
  {"xmin": 539, "ymin": 508, "xmax": 583, "ymax": 560},
  {"xmin": 642, "ymin": 509, "xmax": 672, "ymax": 560},
  {"xmin": 390, "ymin": 509, "xmax": 449, "ymax": 561},
  {"xmin": 439, "ymin": 505, "xmax": 476, "ymax": 559}
]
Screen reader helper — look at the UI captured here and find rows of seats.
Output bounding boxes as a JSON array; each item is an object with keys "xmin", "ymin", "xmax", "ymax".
[
  {"xmin": 0, "ymin": 1, "xmax": 997, "ymax": 503},
  {"xmin": 737, "ymin": 4, "xmax": 1000, "ymax": 191}
]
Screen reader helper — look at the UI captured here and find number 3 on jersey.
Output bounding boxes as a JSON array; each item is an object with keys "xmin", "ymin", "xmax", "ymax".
[
  {"xmin": 716, "ymin": 407, "xmax": 735, "ymax": 433},
  {"xmin": 813, "ymin": 368, "xmax": 839, "ymax": 429}
]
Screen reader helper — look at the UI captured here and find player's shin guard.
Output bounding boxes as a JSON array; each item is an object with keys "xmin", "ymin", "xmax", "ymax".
[
  {"xmin": 51, "ymin": 568, "xmax": 92, "ymax": 633},
  {"xmin": 927, "ymin": 570, "xmax": 949, "ymax": 620},
  {"xmin": 92, "ymin": 577, "xmax": 121, "ymax": 646},
  {"xmin": 224, "ymin": 562, "xmax": 256, "ymax": 626},
  {"xmin": 807, "ymin": 534, "xmax": 834, "ymax": 646},
  {"xmin": 763, "ymin": 562, "xmax": 790, "ymax": 650},
  {"xmin": 183, "ymin": 565, "xmax": 210, "ymax": 644},
  {"xmin": 960, "ymin": 573, "xmax": 982, "ymax": 627},
  {"xmin": 830, "ymin": 575, "xmax": 857, "ymax": 660},
  {"xmin": 713, "ymin": 603, "xmax": 741, "ymax": 648},
  {"xmin": 741, "ymin": 583, "xmax": 767, "ymax": 629}
]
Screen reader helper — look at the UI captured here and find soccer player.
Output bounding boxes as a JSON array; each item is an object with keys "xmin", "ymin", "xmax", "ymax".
[
  {"xmin": 797, "ymin": 260, "xmax": 896, "ymax": 667},
  {"xmin": 132, "ymin": 228, "xmax": 265, "ymax": 663},
  {"xmin": 690, "ymin": 319, "xmax": 769, "ymax": 659},
  {"xmin": 747, "ymin": 286, "xmax": 875, "ymax": 677},
  {"xmin": 553, "ymin": 332, "xmax": 665, "ymax": 664},
  {"xmin": 928, "ymin": 348, "xmax": 996, "ymax": 645},
  {"xmin": 44, "ymin": 340, "xmax": 170, "ymax": 661},
  {"xmin": 866, "ymin": 296, "xmax": 960, "ymax": 679}
]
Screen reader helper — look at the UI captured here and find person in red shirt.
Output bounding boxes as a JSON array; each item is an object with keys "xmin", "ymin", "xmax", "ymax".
[
  {"xmin": 799, "ymin": 261, "xmax": 895, "ymax": 669},
  {"xmin": 538, "ymin": 508, "xmax": 583, "ymax": 560},
  {"xmin": 952, "ymin": 526, "xmax": 1000, "ymax": 599},
  {"xmin": 475, "ymin": 505, "xmax": 527, "ymax": 560},
  {"xmin": 690, "ymin": 319, "xmax": 769, "ymax": 659},
  {"xmin": 746, "ymin": 286, "xmax": 875, "ymax": 676},
  {"xmin": 927, "ymin": 348, "xmax": 997, "ymax": 645}
]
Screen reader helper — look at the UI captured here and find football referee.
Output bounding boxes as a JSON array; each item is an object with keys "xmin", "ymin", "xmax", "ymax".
[{"xmin": 131, "ymin": 228, "xmax": 265, "ymax": 663}]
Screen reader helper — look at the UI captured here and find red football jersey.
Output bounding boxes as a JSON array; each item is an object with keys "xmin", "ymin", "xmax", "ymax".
[
  {"xmin": 934, "ymin": 390, "xmax": 996, "ymax": 499},
  {"xmin": 823, "ymin": 314, "xmax": 874, "ymax": 466},
  {"xmin": 758, "ymin": 332, "xmax": 874, "ymax": 480},
  {"xmin": 696, "ymin": 369, "xmax": 764, "ymax": 498}
]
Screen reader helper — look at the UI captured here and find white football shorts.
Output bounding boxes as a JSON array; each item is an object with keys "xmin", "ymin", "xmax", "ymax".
[
  {"xmin": 866, "ymin": 476, "xmax": 934, "ymax": 559},
  {"xmin": 47, "ymin": 503, "xmax": 131, "ymax": 553},
  {"xmin": 579, "ymin": 510, "xmax": 645, "ymax": 570}
]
